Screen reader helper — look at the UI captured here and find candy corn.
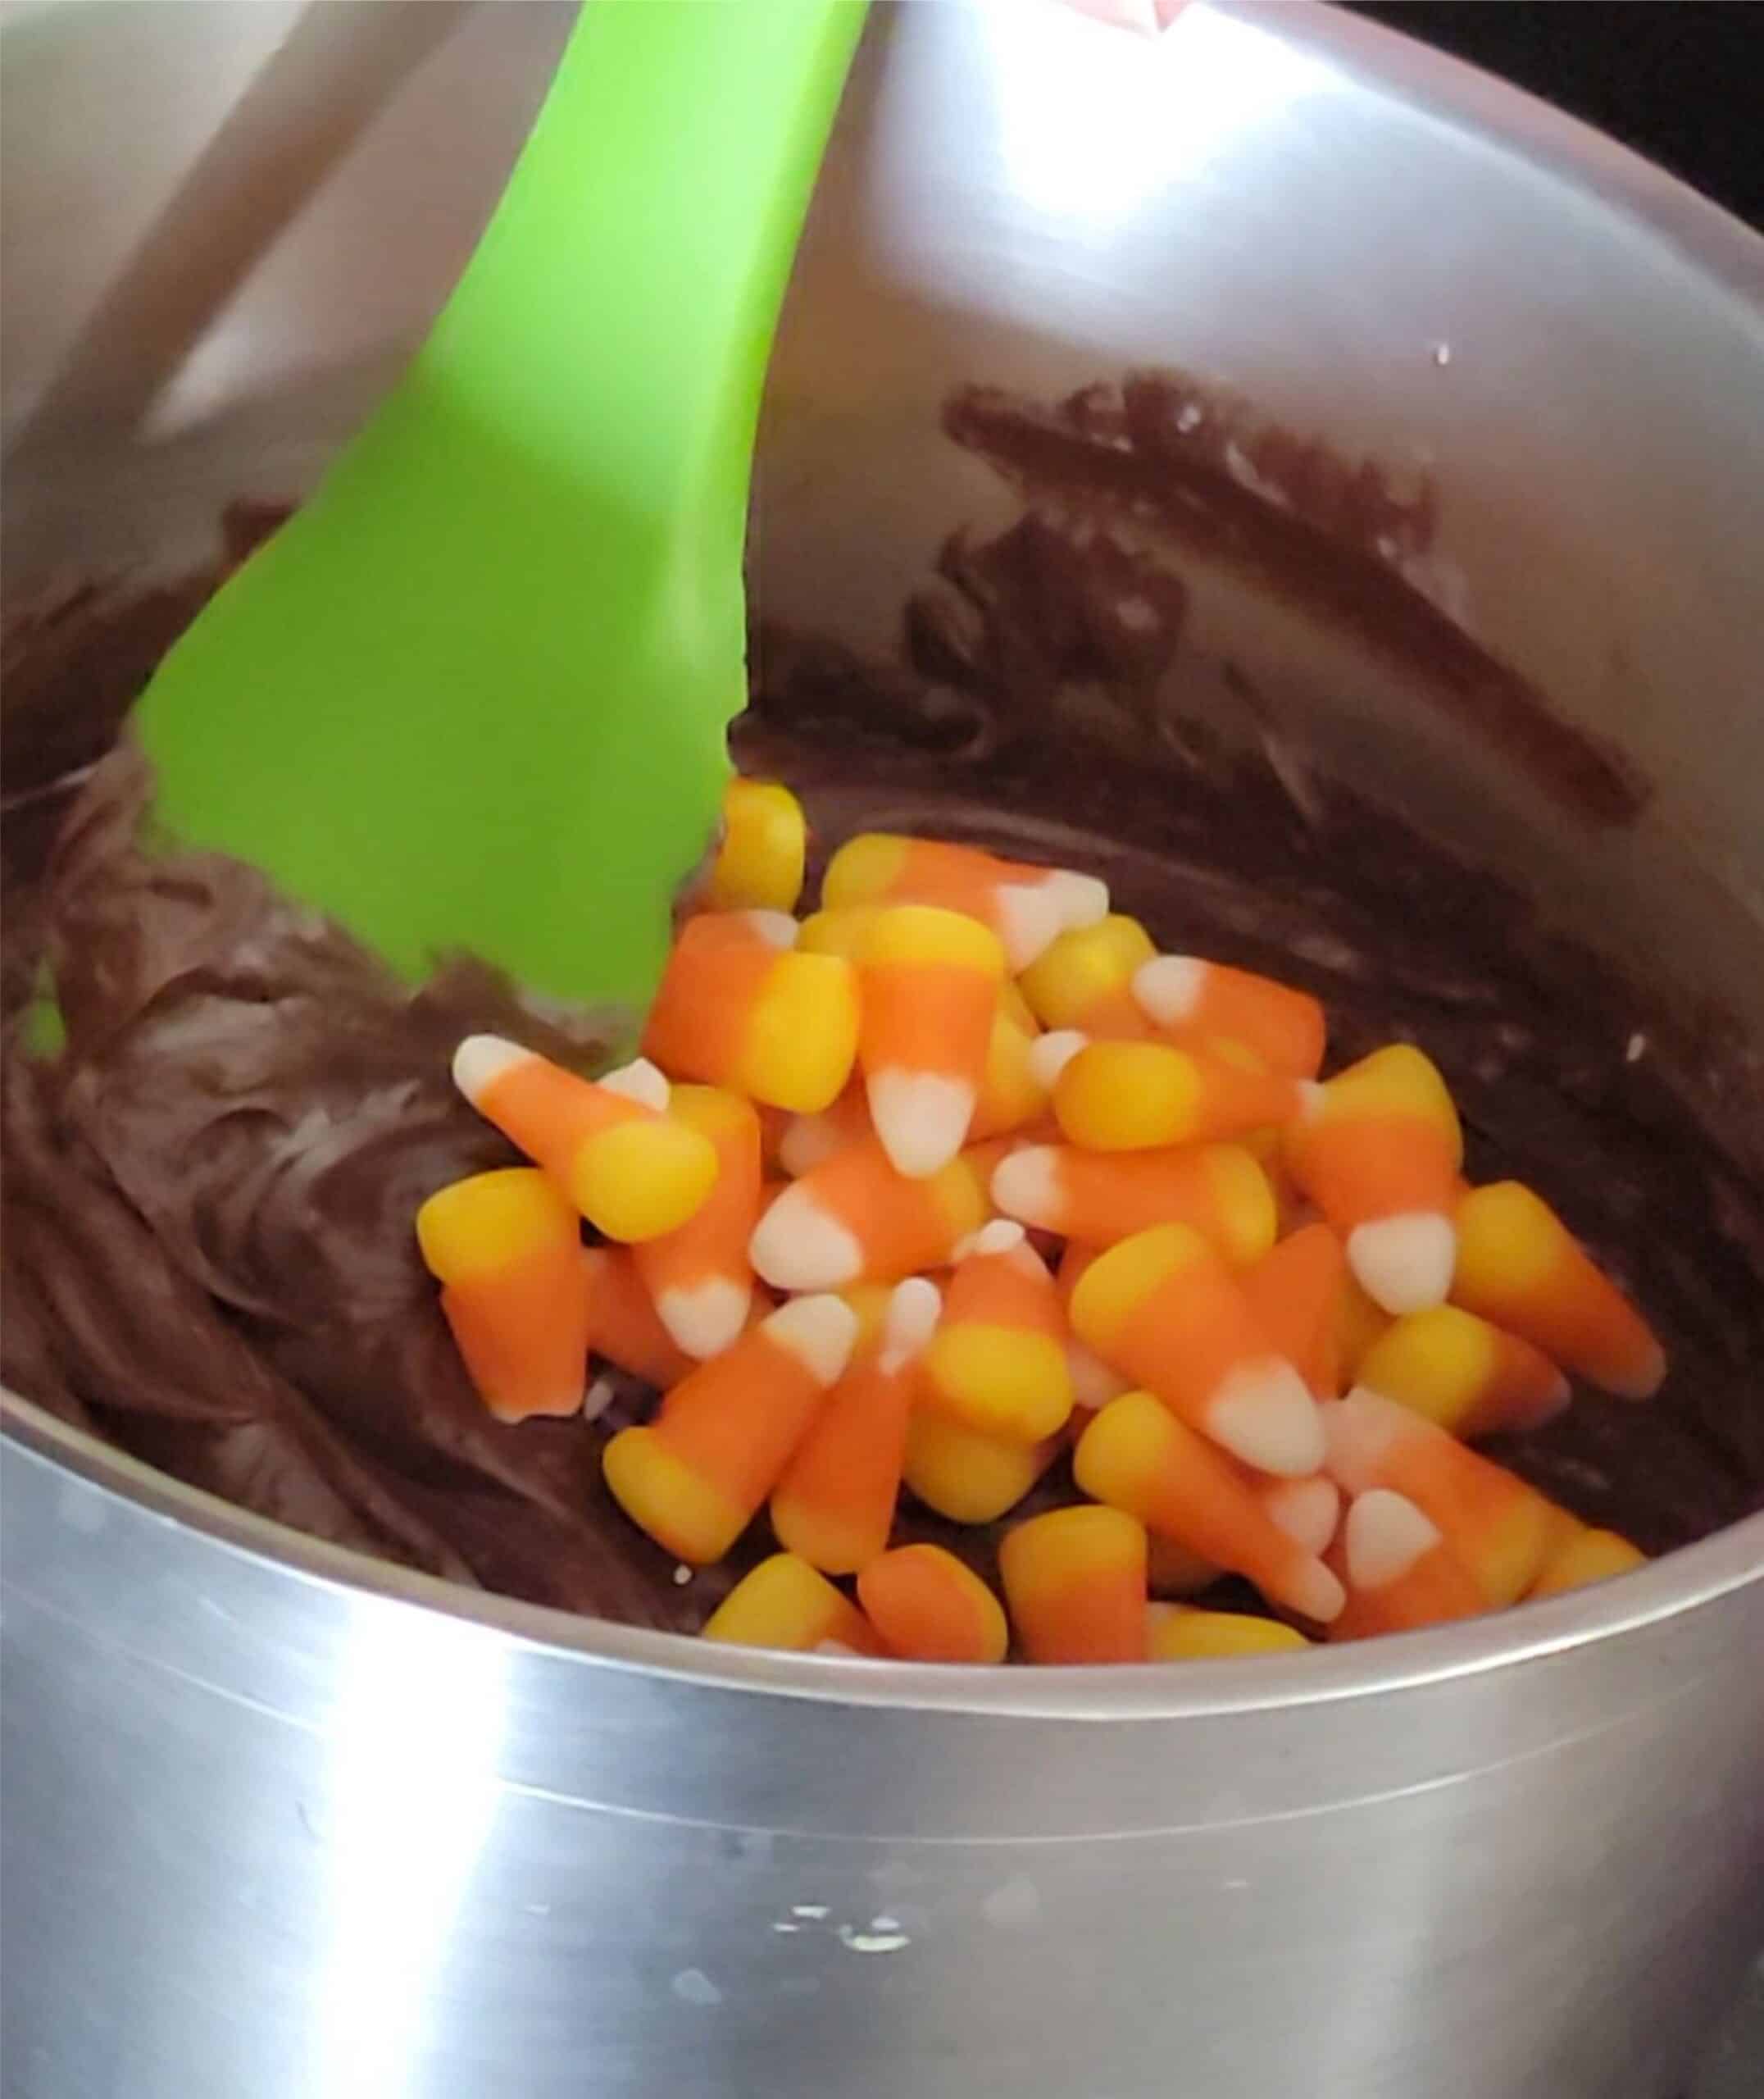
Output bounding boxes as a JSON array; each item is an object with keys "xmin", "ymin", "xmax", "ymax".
[
  {"xmin": 1284, "ymin": 1043, "xmax": 1463, "ymax": 1315},
  {"xmin": 770, "ymin": 1278, "xmax": 940, "ymax": 1573},
  {"xmin": 857, "ymin": 904, "xmax": 1006, "ymax": 1176},
  {"xmin": 642, "ymin": 911, "xmax": 859, "ymax": 1113},
  {"xmin": 902, "ymin": 1411, "xmax": 1061, "ymax": 1525},
  {"xmin": 702, "ymin": 1553, "xmax": 884, "ymax": 1655},
  {"xmin": 1051, "ymin": 1038, "xmax": 1301, "ymax": 1152},
  {"xmin": 1070, "ymin": 1226, "xmax": 1325, "ymax": 1477},
  {"xmin": 1322, "ymin": 1389, "xmax": 1557, "ymax": 1605},
  {"xmin": 631, "ymin": 1086, "xmax": 762, "ymax": 1359},
  {"xmin": 796, "ymin": 904, "xmax": 880, "ymax": 960},
  {"xmin": 838, "ymin": 1280, "xmax": 898, "ymax": 1362},
  {"xmin": 1145, "ymin": 1605, "xmax": 1312, "ymax": 1660},
  {"xmin": 1074, "ymin": 1392, "xmax": 1344, "ymax": 1622},
  {"xmin": 452, "ymin": 1036, "xmax": 717, "ymax": 1243},
  {"xmin": 750, "ymin": 1136, "xmax": 988, "ymax": 1291},
  {"xmin": 968, "ymin": 995, "xmax": 1050, "ymax": 1142},
  {"xmin": 416, "ymin": 1169, "xmax": 590, "ymax": 1421},
  {"xmin": 991, "ymin": 1141, "xmax": 1276, "ymax": 1264},
  {"xmin": 1452, "ymin": 1182, "xmax": 1666, "ymax": 1399},
  {"xmin": 1356, "ymin": 1304, "xmax": 1569, "ymax": 1437},
  {"xmin": 602, "ymin": 1295, "xmax": 857, "ymax": 1563},
  {"xmin": 999, "ymin": 1505, "xmax": 1149, "ymax": 1663},
  {"xmin": 1017, "ymin": 915, "xmax": 1158, "ymax": 1038},
  {"xmin": 922, "ymin": 1221, "xmax": 1074, "ymax": 1443},
  {"xmin": 1133, "ymin": 956, "xmax": 1325, "ymax": 1078},
  {"xmin": 823, "ymin": 833, "xmax": 1107, "ymax": 972},
  {"xmin": 581, "ymin": 1245, "xmax": 695, "ymax": 1390},
  {"xmin": 706, "ymin": 777, "xmax": 807, "ymax": 914},
  {"xmin": 1527, "ymin": 1524, "xmax": 1647, "ymax": 1598},
  {"xmin": 776, "ymin": 1086, "xmax": 872, "ymax": 1179},
  {"xmin": 857, "ymin": 1544, "xmax": 1010, "ymax": 1664},
  {"xmin": 1240, "ymin": 1223, "xmax": 1348, "ymax": 1400},
  {"xmin": 1328, "ymin": 1488, "xmax": 1486, "ymax": 1639},
  {"xmin": 1334, "ymin": 1268, "xmax": 1395, "ymax": 1384}
]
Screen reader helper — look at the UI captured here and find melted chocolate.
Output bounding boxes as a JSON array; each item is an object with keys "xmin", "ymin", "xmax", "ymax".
[{"xmin": 3, "ymin": 380, "xmax": 1761, "ymax": 1633}]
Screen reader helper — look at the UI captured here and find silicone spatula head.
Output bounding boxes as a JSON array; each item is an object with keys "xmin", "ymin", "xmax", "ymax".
[{"xmin": 134, "ymin": 0, "xmax": 866, "ymax": 1009}]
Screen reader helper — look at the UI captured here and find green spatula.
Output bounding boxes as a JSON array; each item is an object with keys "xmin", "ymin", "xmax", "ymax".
[{"xmin": 134, "ymin": 0, "xmax": 866, "ymax": 1009}]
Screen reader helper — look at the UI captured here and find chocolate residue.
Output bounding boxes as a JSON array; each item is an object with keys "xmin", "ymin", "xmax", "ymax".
[
  {"xmin": 943, "ymin": 376, "xmax": 1648, "ymax": 826},
  {"xmin": 3, "ymin": 374, "xmax": 1761, "ymax": 1634}
]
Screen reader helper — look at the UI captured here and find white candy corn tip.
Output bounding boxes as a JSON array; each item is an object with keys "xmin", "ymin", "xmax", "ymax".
[
  {"xmin": 598, "ymin": 1056, "xmax": 670, "ymax": 1112},
  {"xmin": 749, "ymin": 1185, "xmax": 864, "ymax": 1291},
  {"xmin": 1264, "ymin": 1475, "xmax": 1341, "ymax": 1557},
  {"xmin": 764, "ymin": 1292, "xmax": 859, "ymax": 1386},
  {"xmin": 777, "ymin": 1110, "xmax": 846, "ymax": 1180},
  {"xmin": 452, "ymin": 1033, "xmax": 534, "ymax": 1104},
  {"xmin": 969, "ymin": 1218, "xmax": 1027, "ymax": 1259},
  {"xmin": 1207, "ymin": 1357, "xmax": 1325, "ymax": 1477},
  {"xmin": 740, "ymin": 908, "xmax": 801, "ymax": 951},
  {"xmin": 1291, "ymin": 1559, "xmax": 1348, "ymax": 1625},
  {"xmin": 1042, "ymin": 869, "xmax": 1110, "ymax": 931},
  {"xmin": 1322, "ymin": 1390, "xmax": 1407, "ymax": 1491},
  {"xmin": 1067, "ymin": 1338, "xmax": 1129, "ymax": 1412},
  {"xmin": 1027, "ymin": 1029, "xmax": 1089, "ymax": 1092},
  {"xmin": 992, "ymin": 883, "xmax": 1068, "ymax": 972},
  {"xmin": 656, "ymin": 1276, "xmax": 752, "ymax": 1359},
  {"xmin": 867, "ymin": 1070, "xmax": 975, "ymax": 1180},
  {"xmin": 1345, "ymin": 1488, "xmax": 1442, "ymax": 1591},
  {"xmin": 1348, "ymin": 1213, "xmax": 1457, "ymax": 1315},
  {"xmin": 1133, "ymin": 955, "xmax": 1208, "ymax": 1027},
  {"xmin": 989, "ymin": 1145, "xmax": 1062, "ymax": 1229},
  {"xmin": 880, "ymin": 1276, "xmax": 943, "ymax": 1370}
]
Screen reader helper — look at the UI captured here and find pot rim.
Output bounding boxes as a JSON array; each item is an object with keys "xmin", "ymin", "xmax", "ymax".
[
  {"xmin": 4, "ymin": 1, "xmax": 1762, "ymax": 1720},
  {"xmin": 7, "ymin": 1389, "xmax": 1761, "ymax": 1719}
]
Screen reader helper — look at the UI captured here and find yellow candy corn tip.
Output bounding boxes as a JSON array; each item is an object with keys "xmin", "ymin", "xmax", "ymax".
[
  {"xmin": 602, "ymin": 1428, "xmax": 746, "ymax": 1565},
  {"xmin": 1020, "ymin": 916, "xmax": 1158, "ymax": 1029},
  {"xmin": 822, "ymin": 833, "xmax": 912, "ymax": 909},
  {"xmin": 1146, "ymin": 1605, "xmax": 1311, "ymax": 1661},
  {"xmin": 416, "ymin": 1168, "xmax": 575, "ymax": 1282},
  {"xmin": 1453, "ymin": 1182, "xmax": 1562, "ymax": 1293},
  {"xmin": 735, "ymin": 953, "xmax": 861, "ymax": 1114},
  {"xmin": 1055, "ymin": 1040, "xmax": 1204, "ymax": 1150},
  {"xmin": 570, "ymin": 1116, "xmax": 720, "ymax": 1243},
  {"xmin": 709, "ymin": 780, "xmax": 807, "ymax": 914},
  {"xmin": 1206, "ymin": 1145, "xmax": 1280, "ymax": 1266},
  {"xmin": 1068, "ymin": 1223, "xmax": 1206, "ymax": 1349},
  {"xmin": 702, "ymin": 1553, "xmax": 849, "ymax": 1649},
  {"xmin": 1529, "ymin": 1528, "xmax": 1648, "ymax": 1598},
  {"xmin": 1357, "ymin": 1305, "xmax": 1496, "ymax": 1427},
  {"xmin": 903, "ymin": 1412, "xmax": 1049, "ymax": 1525},
  {"xmin": 861, "ymin": 902, "xmax": 1007, "ymax": 974},
  {"xmin": 925, "ymin": 1324, "xmax": 1073, "ymax": 1442}
]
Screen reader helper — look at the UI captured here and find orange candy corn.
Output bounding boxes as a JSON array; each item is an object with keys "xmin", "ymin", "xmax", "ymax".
[
  {"xmin": 857, "ymin": 904, "xmax": 1006, "ymax": 1177},
  {"xmin": 1051, "ymin": 1037, "xmax": 1301, "ymax": 1152},
  {"xmin": 1284, "ymin": 1043, "xmax": 1464, "ymax": 1316},
  {"xmin": 990, "ymin": 1141, "xmax": 1276, "ymax": 1264},
  {"xmin": 1070, "ymin": 1225, "xmax": 1325, "ymax": 1477},
  {"xmin": 1356, "ymin": 1304, "xmax": 1569, "ymax": 1437},
  {"xmin": 999, "ymin": 1505, "xmax": 1149, "ymax": 1663},
  {"xmin": 1321, "ymin": 1389, "xmax": 1557, "ymax": 1605},
  {"xmin": 1146, "ymin": 1605, "xmax": 1312, "ymax": 1660},
  {"xmin": 1452, "ymin": 1182, "xmax": 1666, "ymax": 1399},
  {"xmin": 1017, "ymin": 915, "xmax": 1159, "ymax": 1039},
  {"xmin": 702, "ymin": 1553, "xmax": 884, "ymax": 1655},
  {"xmin": 922, "ymin": 1221, "xmax": 1074, "ymax": 1443},
  {"xmin": 858, "ymin": 1544, "xmax": 1010, "ymax": 1664},
  {"xmin": 581, "ymin": 1246, "xmax": 695, "ymax": 1390},
  {"xmin": 770, "ymin": 1277, "xmax": 941, "ymax": 1573},
  {"xmin": 749, "ymin": 1136, "xmax": 987, "ymax": 1291},
  {"xmin": 602, "ymin": 1295, "xmax": 857, "ymax": 1563},
  {"xmin": 823, "ymin": 832, "xmax": 1108, "ymax": 972},
  {"xmin": 1074, "ymin": 1392, "xmax": 1344, "ymax": 1623},
  {"xmin": 1240, "ymin": 1223, "xmax": 1349, "ymax": 1400},
  {"xmin": 452, "ymin": 1036, "xmax": 718, "ymax": 1243},
  {"xmin": 705, "ymin": 777, "xmax": 807, "ymax": 914},
  {"xmin": 642, "ymin": 910, "xmax": 859, "ymax": 1113},
  {"xmin": 1328, "ymin": 1488, "xmax": 1487, "ymax": 1639},
  {"xmin": 632, "ymin": 1086, "xmax": 762, "ymax": 1359},
  {"xmin": 1527, "ymin": 1523, "xmax": 1647, "ymax": 1599},
  {"xmin": 416, "ymin": 1169, "xmax": 590, "ymax": 1422},
  {"xmin": 901, "ymin": 1411, "xmax": 1061, "ymax": 1524},
  {"xmin": 776, "ymin": 1086, "xmax": 872, "ymax": 1178},
  {"xmin": 1133, "ymin": 955, "xmax": 1326, "ymax": 1079}
]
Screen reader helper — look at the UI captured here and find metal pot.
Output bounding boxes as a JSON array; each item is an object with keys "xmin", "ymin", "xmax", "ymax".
[{"xmin": 3, "ymin": 6, "xmax": 1761, "ymax": 2095}]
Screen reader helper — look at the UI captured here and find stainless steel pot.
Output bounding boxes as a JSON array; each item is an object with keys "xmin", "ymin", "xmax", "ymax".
[{"xmin": 3, "ymin": 6, "xmax": 1762, "ymax": 2096}]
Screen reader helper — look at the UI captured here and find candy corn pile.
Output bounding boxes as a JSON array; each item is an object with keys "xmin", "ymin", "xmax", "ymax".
[{"xmin": 416, "ymin": 775, "xmax": 1662, "ymax": 1664}]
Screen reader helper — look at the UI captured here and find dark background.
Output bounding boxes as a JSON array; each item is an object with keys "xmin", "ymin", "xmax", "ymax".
[{"xmin": 1350, "ymin": 2, "xmax": 1763, "ymax": 230}]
